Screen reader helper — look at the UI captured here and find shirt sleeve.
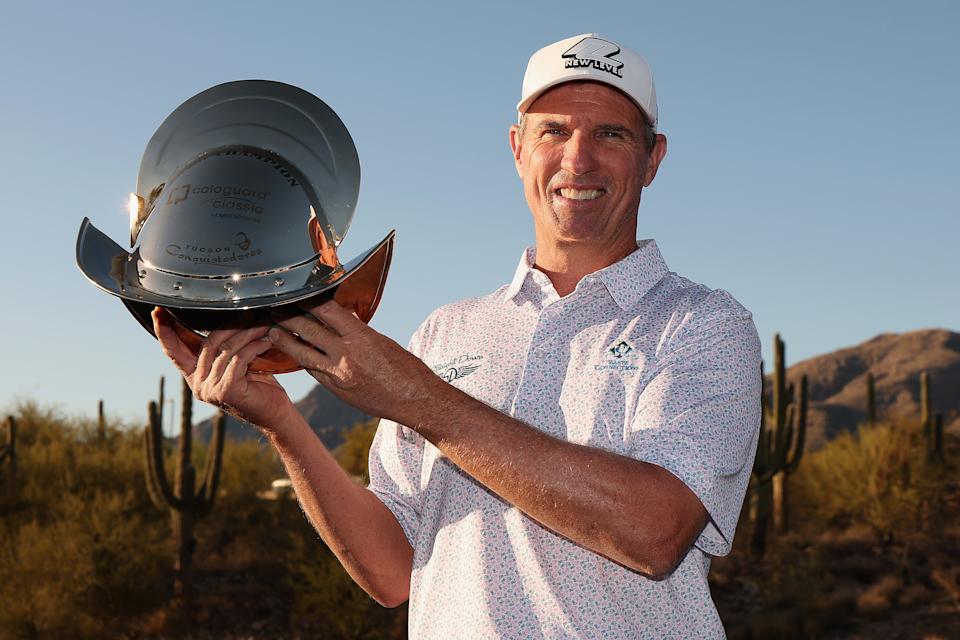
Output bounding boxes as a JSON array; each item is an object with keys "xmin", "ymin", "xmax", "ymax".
[
  {"xmin": 626, "ymin": 305, "xmax": 762, "ymax": 557},
  {"xmin": 365, "ymin": 320, "xmax": 431, "ymax": 548}
]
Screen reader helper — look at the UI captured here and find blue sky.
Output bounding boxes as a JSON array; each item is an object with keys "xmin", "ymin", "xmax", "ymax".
[{"xmin": 1, "ymin": 1, "xmax": 957, "ymax": 426}]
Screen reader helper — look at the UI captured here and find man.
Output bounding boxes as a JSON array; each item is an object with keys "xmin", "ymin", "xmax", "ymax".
[{"xmin": 153, "ymin": 33, "xmax": 761, "ymax": 639}]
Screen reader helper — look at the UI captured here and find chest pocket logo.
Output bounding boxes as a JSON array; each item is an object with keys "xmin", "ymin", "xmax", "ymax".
[
  {"xmin": 430, "ymin": 354, "xmax": 484, "ymax": 383},
  {"xmin": 440, "ymin": 364, "xmax": 481, "ymax": 382},
  {"xmin": 595, "ymin": 339, "xmax": 641, "ymax": 372}
]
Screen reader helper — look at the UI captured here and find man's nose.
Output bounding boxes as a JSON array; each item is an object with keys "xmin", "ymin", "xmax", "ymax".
[{"xmin": 560, "ymin": 131, "xmax": 597, "ymax": 176}]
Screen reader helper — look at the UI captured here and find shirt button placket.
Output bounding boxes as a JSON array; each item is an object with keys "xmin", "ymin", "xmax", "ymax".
[{"xmin": 510, "ymin": 303, "xmax": 564, "ymax": 427}]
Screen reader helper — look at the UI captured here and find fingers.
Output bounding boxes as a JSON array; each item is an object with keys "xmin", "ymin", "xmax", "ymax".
[
  {"xmin": 195, "ymin": 324, "xmax": 241, "ymax": 381},
  {"xmin": 300, "ymin": 300, "xmax": 365, "ymax": 336},
  {"xmin": 152, "ymin": 308, "xmax": 199, "ymax": 375},
  {"xmin": 220, "ymin": 336, "xmax": 275, "ymax": 389},
  {"xmin": 207, "ymin": 325, "xmax": 271, "ymax": 382},
  {"xmin": 271, "ymin": 310, "xmax": 337, "ymax": 355},
  {"xmin": 267, "ymin": 326, "xmax": 332, "ymax": 373}
]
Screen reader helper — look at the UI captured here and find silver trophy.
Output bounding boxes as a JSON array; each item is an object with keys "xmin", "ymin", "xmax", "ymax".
[{"xmin": 76, "ymin": 80, "xmax": 394, "ymax": 373}]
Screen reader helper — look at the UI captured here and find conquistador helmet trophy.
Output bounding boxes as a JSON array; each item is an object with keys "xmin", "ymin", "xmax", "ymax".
[{"xmin": 76, "ymin": 80, "xmax": 394, "ymax": 373}]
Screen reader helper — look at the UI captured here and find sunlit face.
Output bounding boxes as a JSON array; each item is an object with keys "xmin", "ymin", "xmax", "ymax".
[{"xmin": 509, "ymin": 81, "xmax": 666, "ymax": 256}]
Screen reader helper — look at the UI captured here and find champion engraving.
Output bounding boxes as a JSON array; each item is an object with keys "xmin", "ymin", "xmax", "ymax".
[{"xmin": 562, "ymin": 37, "xmax": 624, "ymax": 78}]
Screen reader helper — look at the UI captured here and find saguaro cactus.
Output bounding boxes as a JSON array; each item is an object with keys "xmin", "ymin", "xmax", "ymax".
[
  {"xmin": 144, "ymin": 376, "xmax": 226, "ymax": 601},
  {"xmin": 0, "ymin": 416, "xmax": 15, "ymax": 479},
  {"xmin": 920, "ymin": 372, "xmax": 945, "ymax": 462},
  {"xmin": 866, "ymin": 372, "xmax": 876, "ymax": 426},
  {"xmin": 751, "ymin": 333, "xmax": 807, "ymax": 554},
  {"xmin": 97, "ymin": 400, "xmax": 106, "ymax": 442}
]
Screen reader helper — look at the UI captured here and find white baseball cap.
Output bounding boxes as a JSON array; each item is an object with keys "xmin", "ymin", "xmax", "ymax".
[{"xmin": 517, "ymin": 33, "xmax": 658, "ymax": 131}]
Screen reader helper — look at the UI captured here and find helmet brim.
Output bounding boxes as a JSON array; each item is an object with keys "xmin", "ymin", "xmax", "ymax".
[
  {"xmin": 77, "ymin": 217, "xmax": 393, "ymax": 311},
  {"xmin": 77, "ymin": 218, "xmax": 394, "ymax": 374}
]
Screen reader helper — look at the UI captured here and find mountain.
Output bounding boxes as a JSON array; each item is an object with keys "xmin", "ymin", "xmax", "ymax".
[
  {"xmin": 779, "ymin": 328, "xmax": 960, "ymax": 450},
  {"xmin": 196, "ymin": 328, "xmax": 960, "ymax": 453},
  {"xmin": 195, "ymin": 384, "xmax": 372, "ymax": 450}
]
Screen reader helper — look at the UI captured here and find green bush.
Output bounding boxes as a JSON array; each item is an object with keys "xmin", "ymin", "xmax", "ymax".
[{"xmin": 790, "ymin": 417, "xmax": 946, "ymax": 538}]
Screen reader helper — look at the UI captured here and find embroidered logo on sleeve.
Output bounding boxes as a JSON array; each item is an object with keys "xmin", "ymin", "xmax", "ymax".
[{"xmin": 430, "ymin": 354, "xmax": 484, "ymax": 383}]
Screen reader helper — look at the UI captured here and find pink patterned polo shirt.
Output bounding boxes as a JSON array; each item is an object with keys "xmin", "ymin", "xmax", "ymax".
[{"xmin": 367, "ymin": 239, "xmax": 762, "ymax": 639}]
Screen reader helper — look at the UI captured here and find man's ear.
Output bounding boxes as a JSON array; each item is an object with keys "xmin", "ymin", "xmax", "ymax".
[
  {"xmin": 509, "ymin": 124, "xmax": 523, "ymax": 178},
  {"xmin": 642, "ymin": 134, "xmax": 668, "ymax": 187}
]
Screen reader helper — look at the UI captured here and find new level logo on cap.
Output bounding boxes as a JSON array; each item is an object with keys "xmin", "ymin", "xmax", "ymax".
[{"xmin": 562, "ymin": 37, "xmax": 624, "ymax": 79}]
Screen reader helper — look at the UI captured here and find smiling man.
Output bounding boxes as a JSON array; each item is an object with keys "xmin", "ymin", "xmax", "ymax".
[{"xmin": 153, "ymin": 33, "xmax": 761, "ymax": 639}]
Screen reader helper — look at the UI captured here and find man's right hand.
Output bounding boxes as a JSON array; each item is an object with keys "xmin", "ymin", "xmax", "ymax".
[
  {"xmin": 151, "ymin": 307, "xmax": 298, "ymax": 432},
  {"xmin": 152, "ymin": 306, "xmax": 413, "ymax": 606}
]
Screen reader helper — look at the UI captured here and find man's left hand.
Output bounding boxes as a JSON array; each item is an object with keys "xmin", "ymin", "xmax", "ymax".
[{"xmin": 268, "ymin": 300, "xmax": 439, "ymax": 425}]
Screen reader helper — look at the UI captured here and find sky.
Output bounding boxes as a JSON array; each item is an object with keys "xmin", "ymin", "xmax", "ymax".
[{"xmin": 1, "ymin": 1, "xmax": 957, "ymax": 427}]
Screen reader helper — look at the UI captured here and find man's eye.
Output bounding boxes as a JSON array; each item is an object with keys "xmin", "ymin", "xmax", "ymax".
[
  {"xmin": 599, "ymin": 130, "xmax": 624, "ymax": 139},
  {"xmin": 544, "ymin": 128, "xmax": 564, "ymax": 136}
]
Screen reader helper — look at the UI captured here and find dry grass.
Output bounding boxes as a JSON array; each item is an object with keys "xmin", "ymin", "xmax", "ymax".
[{"xmin": 0, "ymin": 403, "xmax": 401, "ymax": 640}]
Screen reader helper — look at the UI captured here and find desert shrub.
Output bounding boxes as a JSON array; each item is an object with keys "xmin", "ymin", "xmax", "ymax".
[
  {"xmin": 281, "ymin": 418, "xmax": 406, "ymax": 638},
  {"xmin": 285, "ymin": 534, "xmax": 407, "ymax": 640},
  {"xmin": 335, "ymin": 419, "xmax": 380, "ymax": 483},
  {"xmin": 0, "ymin": 401, "xmax": 406, "ymax": 638},
  {"xmin": 856, "ymin": 574, "xmax": 904, "ymax": 618},
  {"xmin": 195, "ymin": 437, "xmax": 288, "ymax": 565},
  {"xmin": 790, "ymin": 417, "xmax": 946, "ymax": 537},
  {"xmin": 0, "ymin": 403, "xmax": 167, "ymax": 639}
]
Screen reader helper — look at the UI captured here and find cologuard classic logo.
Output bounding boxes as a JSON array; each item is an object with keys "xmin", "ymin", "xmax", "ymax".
[
  {"xmin": 562, "ymin": 37, "xmax": 624, "ymax": 79},
  {"xmin": 595, "ymin": 339, "xmax": 639, "ymax": 372},
  {"xmin": 430, "ymin": 354, "xmax": 483, "ymax": 383}
]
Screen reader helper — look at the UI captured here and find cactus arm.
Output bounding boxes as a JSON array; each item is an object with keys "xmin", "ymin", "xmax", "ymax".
[
  {"xmin": 144, "ymin": 425, "xmax": 169, "ymax": 510},
  {"xmin": 774, "ymin": 334, "xmax": 786, "ymax": 430},
  {"xmin": 158, "ymin": 376, "xmax": 165, "ymax": 423},
  {"xmin": 921, "ymin": 372, "xmax": 931, "ymax": 435},
  {"xmin": 197, "ymin": 411, "xmax": 226, "ymax": 518},
  {"xmin": 178, "ymin": 377, "xmax": 193, "ymax": 471},
  {"xmin": 97, "ymin": 400, "xmax": 106, "ymax": 441},
  {"xmin": 145, "ymin": 400, "xmax": 181, "ymax": 510},
  {"xmin": 866, "ymin": 372, "xmax": 876, "ymax": 426},
  {"xmin": 785, "ymin": 376, "xmax": 807, "ymax": 474}
]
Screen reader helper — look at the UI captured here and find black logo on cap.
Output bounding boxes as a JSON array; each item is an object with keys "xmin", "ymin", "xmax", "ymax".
[{"xmin": 562, "ymin": 37, "xmax": 624, "ymax": 78}]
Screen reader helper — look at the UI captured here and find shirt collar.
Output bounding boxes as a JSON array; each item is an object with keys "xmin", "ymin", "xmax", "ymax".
[
  {"xmin": 504, "ymin": 246, "xmax": 537, "ymax": 301},
  {"xmin": 504, "ymin": 239, "xmax": 670, "ymax": 310}
]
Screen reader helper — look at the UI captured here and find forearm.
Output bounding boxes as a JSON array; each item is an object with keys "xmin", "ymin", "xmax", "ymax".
[
  {"xmin": 266, "ymin": 411, "xmax": 413, "ymax": 606},
  {"xmin": 411, "ymin": 381, "xmax": 705, "ymax": 578}
]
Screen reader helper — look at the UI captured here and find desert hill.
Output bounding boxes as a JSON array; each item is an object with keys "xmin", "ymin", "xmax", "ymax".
[
  {"xmin": 198, "ymin": 328, "xmax": 960, "ymax": 453},
  {"xmin": 781, "ymin": 328, "xmax": 960, "ymax": 450}
]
